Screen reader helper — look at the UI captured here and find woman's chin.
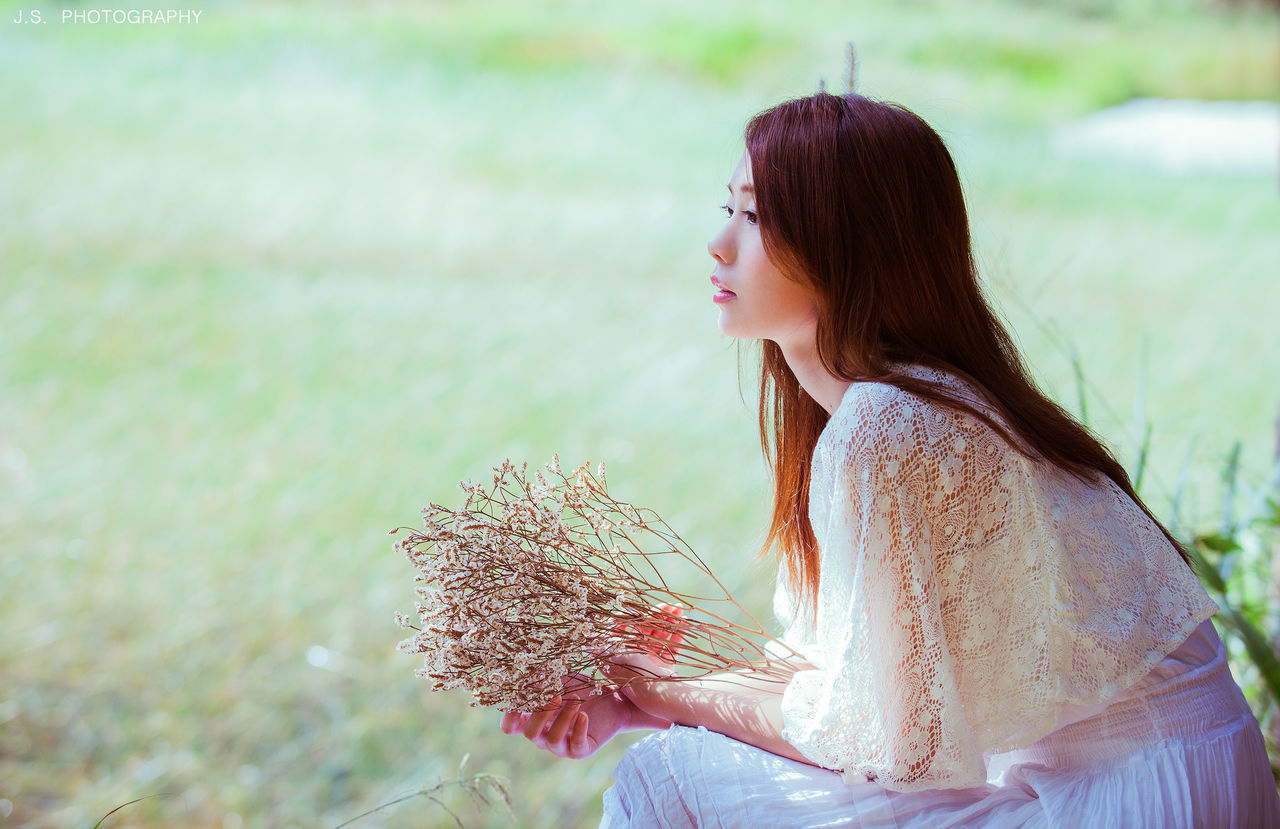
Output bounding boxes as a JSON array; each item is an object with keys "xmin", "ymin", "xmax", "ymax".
[{"xmin": 716, "ymin": 311, "xmax": 746, "ymax": 339}]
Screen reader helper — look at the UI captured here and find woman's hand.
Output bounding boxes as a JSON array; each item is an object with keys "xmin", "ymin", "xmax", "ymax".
[
  {"xmin": 632, "ymin": 602, "xmax": 686, "ymax": 663},
  {"xmin": 499, "ymin": 676, "xmax": 670, "ymax": 760},
  {"xmin": 498, "ymin": 605, "xmax": 686, "ymax": 760},
  {"xmin": 602, "ymin": 648, "xmax": 676, "ymax": 688},
  {"xmin": 603, "ymin": 602, "xmax": 685, "ymax": 710}
]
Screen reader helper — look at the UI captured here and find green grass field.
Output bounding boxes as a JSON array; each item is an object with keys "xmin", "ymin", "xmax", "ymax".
[{"xmin": 1, "ymin": 0, "xmax": 1277, "ymax": 825}]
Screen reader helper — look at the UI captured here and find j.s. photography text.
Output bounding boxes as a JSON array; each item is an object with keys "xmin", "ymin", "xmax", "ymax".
[{"xmin": 11, "ymin": 8, "xmax": 203, "ymax": 25}]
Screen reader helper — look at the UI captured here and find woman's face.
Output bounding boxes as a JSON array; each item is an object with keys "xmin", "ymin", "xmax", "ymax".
[{"xmin": 707, "ymin": 152, "xmax": 818, "ymax": 351}]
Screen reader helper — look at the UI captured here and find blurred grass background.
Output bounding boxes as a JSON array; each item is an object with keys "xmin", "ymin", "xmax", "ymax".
[{"xmin": 1, "ymin": 0, "xmax": 1277, "ymax": 825}]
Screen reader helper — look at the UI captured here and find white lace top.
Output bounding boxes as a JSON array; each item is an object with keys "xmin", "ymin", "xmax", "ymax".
[{"xmin": 775, "ymin": 362, "xmax": 1219, "ymax": 792}]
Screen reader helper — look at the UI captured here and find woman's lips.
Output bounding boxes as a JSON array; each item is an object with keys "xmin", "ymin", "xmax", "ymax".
[{"xmin": 711, "ymin": 275, "xmax": 736, "ymax": 304}]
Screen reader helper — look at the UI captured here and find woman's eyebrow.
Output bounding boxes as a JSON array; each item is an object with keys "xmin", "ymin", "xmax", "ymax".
[{"xmin": 726, "ymin": 182, "xmax": 755, "ymax": 195}]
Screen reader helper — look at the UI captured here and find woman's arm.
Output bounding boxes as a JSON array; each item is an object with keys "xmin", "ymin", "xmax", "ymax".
[{"xmin": 605, "ymin": 651, "xmax": 822, "ymax": 768}]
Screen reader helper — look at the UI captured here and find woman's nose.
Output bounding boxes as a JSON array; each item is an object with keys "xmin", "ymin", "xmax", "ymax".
[{"xmin": 707, "ymin": 225, "xmax": 731, "ymax": 264}]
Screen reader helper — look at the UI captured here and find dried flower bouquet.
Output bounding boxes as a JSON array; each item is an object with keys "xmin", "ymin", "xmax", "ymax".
[{"xmin": 393, "ymin": 456, "xmax": 799, "ymax": 714}]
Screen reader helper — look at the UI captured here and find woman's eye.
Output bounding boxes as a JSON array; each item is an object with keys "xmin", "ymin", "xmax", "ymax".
[{"xmin": 719, "ymin": 204, "xmax": 758, "ymax": 225}]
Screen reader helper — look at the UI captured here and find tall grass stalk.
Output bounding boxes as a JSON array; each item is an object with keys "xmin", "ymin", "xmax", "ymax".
[{"xmin": 1184, "ymin": 441, "xmax": 1280, "ymax": 738}]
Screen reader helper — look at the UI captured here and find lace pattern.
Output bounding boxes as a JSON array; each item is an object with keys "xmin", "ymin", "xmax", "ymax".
[{"xmin": 776, "ymin": 362, "xmax": 1219, "ymax": 792}]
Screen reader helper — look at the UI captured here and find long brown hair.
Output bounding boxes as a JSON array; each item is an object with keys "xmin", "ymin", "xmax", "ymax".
[{"xmin": 743, "ymin": 92, "xmax": 1192, "ymax": 606}]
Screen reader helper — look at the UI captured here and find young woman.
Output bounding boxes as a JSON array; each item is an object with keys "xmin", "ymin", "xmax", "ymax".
[{"xmin": 500, "ymin": 92, "xmax": 1279, "ymax": 827}]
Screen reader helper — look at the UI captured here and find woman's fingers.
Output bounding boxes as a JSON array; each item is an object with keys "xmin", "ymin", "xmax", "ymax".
[
  {"xmin": 645, "ymin": 604, "xmax": 686, "ymax": 661},
  {"xmin": 501, "ymin": 695, "xmax": 598, "ymax": 759},
  {"xmin": 568, "ymin": 711, "xmax": 590, "ymax": 758},
  {"xmin": 632, "ymin": 603, "xmax": 687, "ymax": 660},
  {"xmin": 545, "ymin": 700, "xmax": 582, "ymax": 744},
  {"xmin": 499, "ymin": 711, "xmax": 527, "ymax": 735},
  {"xmin": 521, "ymin": 698, "xmax": 560, "ymax": 740},
  {"xmin": 501, "ymin": 697, "xmax": 604, "ymax": 759}
]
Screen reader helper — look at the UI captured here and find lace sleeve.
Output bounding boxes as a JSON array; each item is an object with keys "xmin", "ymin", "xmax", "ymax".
[{"xmin": 778, "ymin": 379, "xmax": 1217, "ymax": 792}]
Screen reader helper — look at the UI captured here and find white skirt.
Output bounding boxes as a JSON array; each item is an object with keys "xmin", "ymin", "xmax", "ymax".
[{"xmin": 600, "ymin": 621, "xmax": 1279, "ymax": 828}]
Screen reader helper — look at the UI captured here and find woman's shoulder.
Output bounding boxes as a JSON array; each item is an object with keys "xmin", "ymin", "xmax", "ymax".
[
  {"xmin": 829, "ymin": 361, "xmax": 1002, "ymax": 447},
  {"xmin": 816, "ymin": 361, "xmax": 1035, "ymax": 505}
]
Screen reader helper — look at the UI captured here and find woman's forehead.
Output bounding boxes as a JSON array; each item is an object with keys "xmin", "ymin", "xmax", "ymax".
[{"xmin": 727, "ymin": 152, "xmax": 754, "ymax": 193}]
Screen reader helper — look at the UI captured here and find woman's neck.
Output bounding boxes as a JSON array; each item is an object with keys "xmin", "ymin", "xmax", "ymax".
[{"xmin": 778, "ymin": 339, "xmax": 850, "ymax": 416}]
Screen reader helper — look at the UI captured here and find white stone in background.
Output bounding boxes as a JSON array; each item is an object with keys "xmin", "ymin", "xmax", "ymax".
[{"xmin": 1052, "ymin": 98, "xmax": 1279, "ymax": 175}]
